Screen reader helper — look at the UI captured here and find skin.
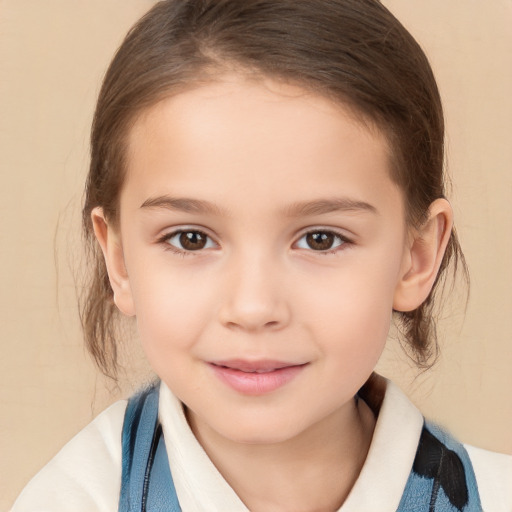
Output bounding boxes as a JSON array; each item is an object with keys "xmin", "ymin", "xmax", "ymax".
[{"xmin": 93, "ymin": 77, "xmax": 452, "ymax": 511}]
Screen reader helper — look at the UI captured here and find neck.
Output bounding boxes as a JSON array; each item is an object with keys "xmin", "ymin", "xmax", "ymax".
[{"xmin": 187, "ymin": 397, "xmax": 375, "ymax": 512}]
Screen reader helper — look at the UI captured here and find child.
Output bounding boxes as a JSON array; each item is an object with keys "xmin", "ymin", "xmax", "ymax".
[{"xmin": 12, "ymin": 0, "xmax": 512, "ymax": 510}]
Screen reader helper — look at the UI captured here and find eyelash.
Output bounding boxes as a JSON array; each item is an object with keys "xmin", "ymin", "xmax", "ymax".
[{"xmin": 158, "ymin": 228, "xmax": 352, "ymax": 257}]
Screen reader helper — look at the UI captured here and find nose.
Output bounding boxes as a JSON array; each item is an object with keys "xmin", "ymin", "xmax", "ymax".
[{"xmin": 217, "ymin": 252, "xmax": 291, "ymax": 332}]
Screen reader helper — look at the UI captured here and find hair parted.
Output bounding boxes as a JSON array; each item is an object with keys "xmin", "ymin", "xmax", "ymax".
[{"xmin": 81, "ymin": 0, "xmax": 468, "ymax": 379}]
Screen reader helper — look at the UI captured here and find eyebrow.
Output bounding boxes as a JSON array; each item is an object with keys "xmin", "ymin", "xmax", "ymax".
[
  {"xmin": 140, "ymin": 195, "xmax": 377, "ymax": 217},
  {"xmin": 140, "ymin": 196, "xmax": 226, "ymax": 215},
  {"xmin": 283, "ymin": 198, "xmax": 378, "ymax": 217}
]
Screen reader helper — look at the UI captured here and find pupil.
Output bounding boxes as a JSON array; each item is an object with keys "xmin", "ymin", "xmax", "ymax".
[
  {"xmin": 307, "ymin": 232, "xmax": 334, "ymax": 250},
  {"xmin": 180, "ymin": 231, "xmax": 206, "ymax": 250}
]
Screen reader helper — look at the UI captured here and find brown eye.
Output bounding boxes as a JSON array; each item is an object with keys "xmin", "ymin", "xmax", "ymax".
[
  {"xmin": 180, "ymin": 231, "xmax": 207, "ymax": 250},
  {"xmin": 306, "ymin": 232, "xmax": 335, "ymax": 250},
  {"xmin": 296, "ymin": 231, "xmax": 346, "ymax": 252},
  {"xmin": 165, "ymin": 230, "xmax": 215, "ymax": 252}
]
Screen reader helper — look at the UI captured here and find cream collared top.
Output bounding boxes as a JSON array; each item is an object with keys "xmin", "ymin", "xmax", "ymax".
[{"xmin": 12, "ymin": 378, "xmax": 512, "ymax": 511}]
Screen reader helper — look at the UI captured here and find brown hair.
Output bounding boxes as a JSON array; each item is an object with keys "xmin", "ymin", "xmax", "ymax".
[{"xmin": 81, "ymin": 0, "xmax": 468, "ymax": 379}]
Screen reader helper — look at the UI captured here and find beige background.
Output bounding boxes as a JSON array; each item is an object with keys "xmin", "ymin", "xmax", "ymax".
[{"xmin": 1, "ymin": 0, "xmax": 511, "ymax": 509}]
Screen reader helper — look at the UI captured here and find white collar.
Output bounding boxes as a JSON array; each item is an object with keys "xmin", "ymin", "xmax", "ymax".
[{"xmin": 158, "ymin": 374, "xmax": 424, "ymax": 512}]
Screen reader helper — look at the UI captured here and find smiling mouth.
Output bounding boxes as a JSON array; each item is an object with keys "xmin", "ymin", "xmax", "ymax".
[
  {"xmin": 209, "ymin": 360, "xmax": 308, "ymax": 394},
  {"xmin": 212, "ymin": 359, "xmax": 305, "ymax": 371}
]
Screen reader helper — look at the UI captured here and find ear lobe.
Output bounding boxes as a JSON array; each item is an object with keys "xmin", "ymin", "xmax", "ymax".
[
  {"xmin": 91, "ymin": 207, "xmax": 135, "ymax": 317},
  {"xmin": 393, "ymin": 198, "xmax": 453, "ymax": 312}
]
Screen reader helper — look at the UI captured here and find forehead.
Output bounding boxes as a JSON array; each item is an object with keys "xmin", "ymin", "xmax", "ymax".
[{"xmin": 122, "ymin": 77, "xmax": 401, "ymax": 217}]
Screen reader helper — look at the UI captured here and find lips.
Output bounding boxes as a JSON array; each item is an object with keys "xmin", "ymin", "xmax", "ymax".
[
  {"xmin": 212, "ymin": 359, "xmax": 300, "ymax": 372},
  {"xmin": 209, "ymin": 359, "xmax": 307, "ymax": 395}
]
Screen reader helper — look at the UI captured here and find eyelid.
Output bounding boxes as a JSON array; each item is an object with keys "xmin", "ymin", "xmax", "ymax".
[{"xmin": 295, "ymin": 226, "xmax": 354, "ymax": 240}]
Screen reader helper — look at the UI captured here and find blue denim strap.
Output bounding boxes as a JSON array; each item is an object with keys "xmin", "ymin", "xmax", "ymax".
[
  {"xmin": 397, "ymin": 422, "xmax": 482, "ymax": 512},
  {"xmin": 119, "ymin": 383, "xmax": 181, "ymax": 512}
]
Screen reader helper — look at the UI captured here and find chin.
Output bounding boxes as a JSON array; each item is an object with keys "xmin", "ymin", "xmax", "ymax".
[
  {"xmin": 226, "ymin": 430, "xmax": 297, "ymax": 446},
  {"xmin": 216, "ymin": 415, "xmax": 309, "ymax": 446}
]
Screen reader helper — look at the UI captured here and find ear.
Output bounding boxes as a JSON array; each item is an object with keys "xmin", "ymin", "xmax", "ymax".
[
  {"xmin": 91, "ymin": 207, "xmax": 135, "ymax": 317},
  {"xmin": 393, "ymin": 198, "xmax": 453, "ymax": 312}
]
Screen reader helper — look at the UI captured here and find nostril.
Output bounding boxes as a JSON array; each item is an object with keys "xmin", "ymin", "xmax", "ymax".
[
  {"xmin": 224, "ymin": 318, "xmax": 284, "ymax": 332},
  {"xmin": 217, "ymin": 290, "xmax": 291, "ymax": 332}
]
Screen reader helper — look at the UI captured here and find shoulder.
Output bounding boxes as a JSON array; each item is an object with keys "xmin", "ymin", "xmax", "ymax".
[
  {"xmin": 465, "ymin": 444, "xmax": 512, "ymax": 512},
  {"xmin": 12, "ymin": 399, "xmax": 127, "ymax": 512}
]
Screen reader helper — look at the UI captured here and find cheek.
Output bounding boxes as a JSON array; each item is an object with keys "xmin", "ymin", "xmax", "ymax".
[
  {"xmin": 303, "ymin": 254, "xmax": 401, "ymax": 356},
  {"xmin": 129, "ymin": 267, "xmax": 213, "ymax": 356},
  {"xmin": 312, "ymin": 290, "xmax": 393, "ymax": 393},
  {"xmin": 325, "ymin": 294, "xmax": 391, "ymax": 361}
]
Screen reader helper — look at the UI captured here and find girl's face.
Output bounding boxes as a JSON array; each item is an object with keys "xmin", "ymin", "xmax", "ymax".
[{"xmin": 105, "ymin": 78, "xmax": 413, "ymax": 444}]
